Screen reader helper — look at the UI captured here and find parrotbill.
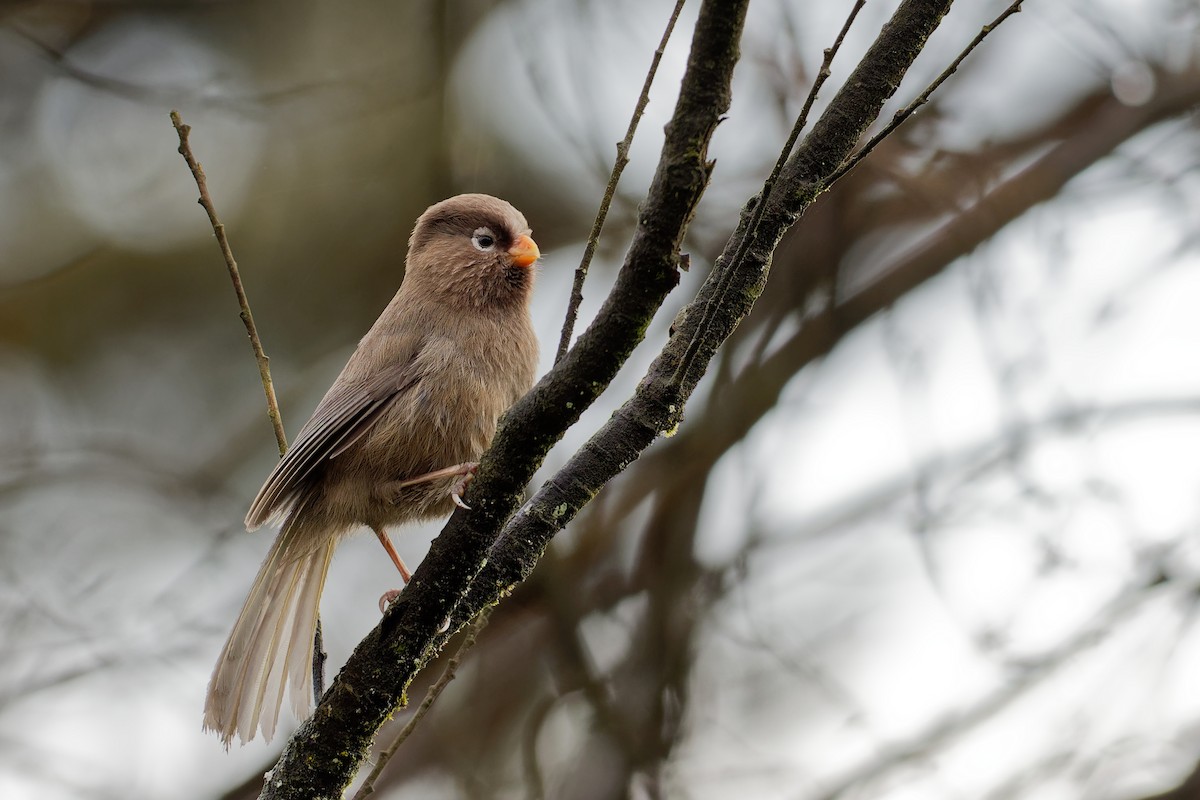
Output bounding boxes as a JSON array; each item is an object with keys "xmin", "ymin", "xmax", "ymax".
[{"xmin": 203, "ymin": 194, "xmax": 541, "ymax": 747}]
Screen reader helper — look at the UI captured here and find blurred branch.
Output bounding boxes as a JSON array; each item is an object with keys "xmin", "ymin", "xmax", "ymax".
[
  {"xmin": 15, "ymin": 25, "xmax": 418, "ymax": 114},
  {"xmin": 556, "ymin": 0, "xmax": 688, "ymax": 364},
  {"xmin": 537, "ymin": 549, "xmax": 637, "ymax": 754},
  {"xmin": 776, "ymin": 395, "xmax": 1200, "ymax": 548},
  {"xmin": 809, "ymin": 570, "xmax": 1181, "ymax": 800},
  {"xmin": 837, "ymin": 65, "xmax": 1200, "ymax": 326},
  {"xmin": 1135, "ymin": 759, "xmax": 1200, "ymax": 800},
  {"xmin": 521, "ymin": 694, "xmax": 555, "ymax": 800},
  {"xmin": 170, "ymin": 110, "xmax": 288, "ymax": 458}
]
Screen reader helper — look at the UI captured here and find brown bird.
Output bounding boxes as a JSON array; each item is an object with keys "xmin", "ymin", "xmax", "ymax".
[{"xmin": 203, "ymin": 194, "xmax": 540, "ymax": 747}]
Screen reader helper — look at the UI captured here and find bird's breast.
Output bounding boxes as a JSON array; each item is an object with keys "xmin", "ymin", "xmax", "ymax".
[{"xmin": 371, "ymin": 330, "xmax": 530, "ymax": 472}]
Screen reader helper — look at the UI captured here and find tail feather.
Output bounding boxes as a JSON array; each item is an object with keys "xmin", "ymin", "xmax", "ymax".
[
  {"xmin": 259, "ymin": 541, "xmax": 331, "ymax": 741},
  {"xmin": 204, "ymin": 525, "xmax": 334, "ymax": 747}
]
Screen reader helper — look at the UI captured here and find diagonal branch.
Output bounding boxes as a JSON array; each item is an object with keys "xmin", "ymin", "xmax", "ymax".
[
  {"xmin": 260, "ymin": 0, "xmax": 749, "ymax": 795},
  {"xmin": 457, "ymin": 0, "xmax": 959, "ymax": 629},
  {"xmin": 170, "ymin": 110, "xmax": 288, "ymax": 457}
]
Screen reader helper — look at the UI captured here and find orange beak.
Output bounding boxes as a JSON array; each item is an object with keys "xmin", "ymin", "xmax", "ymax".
[{"xmin": 508, "ymin": 234, "xmax": 540, "ymax": 268}]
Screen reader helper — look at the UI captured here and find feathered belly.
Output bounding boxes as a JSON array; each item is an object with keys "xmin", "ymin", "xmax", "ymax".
[{"xmin": 317, "ymin": 376, "xmax": 506, "ymax": 529}]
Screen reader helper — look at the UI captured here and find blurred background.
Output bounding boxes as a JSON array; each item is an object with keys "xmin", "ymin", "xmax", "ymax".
[{"xmin": 1, "ymin": 0, "xmax": 1198, "ymax": 798}]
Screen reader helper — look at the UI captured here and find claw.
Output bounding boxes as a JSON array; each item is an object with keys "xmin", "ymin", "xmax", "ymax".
[
  {"xmin": 449, "ymin": 463, "xmax": 478, "ymax": 510},
  {"xmin": 378, "ymin": 588, "xmax": 403, "ymax": 614}
]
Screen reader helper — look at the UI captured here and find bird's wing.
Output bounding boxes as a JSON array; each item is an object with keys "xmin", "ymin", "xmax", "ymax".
[{"xmin": 244, "ymin": 340, "xmax": 423, "ymax": 530}]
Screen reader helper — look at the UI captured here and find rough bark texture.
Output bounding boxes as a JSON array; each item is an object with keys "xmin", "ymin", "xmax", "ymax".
[{"xmin": 456, "ymin": 0, "xmax": 954, "ymax": 660}]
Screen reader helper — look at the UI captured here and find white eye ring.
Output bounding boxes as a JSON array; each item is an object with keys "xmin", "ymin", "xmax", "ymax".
[{"xmin": 472, "ymin": 227, "xmax": 497, "ymax": 251}]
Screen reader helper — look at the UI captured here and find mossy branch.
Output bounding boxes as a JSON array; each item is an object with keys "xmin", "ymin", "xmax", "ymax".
[{"xmin": 257, "ymin": 0, "xmax": 1024, "ymax": 796}]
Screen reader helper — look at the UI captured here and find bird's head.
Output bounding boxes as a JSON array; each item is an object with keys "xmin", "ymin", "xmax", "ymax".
[{"xmin": 405, "ymin": 193, "xmax": 540, "ymax": 311}]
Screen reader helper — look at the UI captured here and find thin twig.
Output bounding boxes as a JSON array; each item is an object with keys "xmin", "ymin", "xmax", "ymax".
[
  {"xmin": 351, "ymin": 608, "xmax": 493, "ymax": 800},
  {"xmin": 171, "ymin": 111, "xmax": 326, "ymax": 702},
  {"xmin": 671, "ymin": 0, "xmax": 865, "ymax": 386},
  {"xmin": 170, "ymin": 109, "xmax": 288, "ymax": 457},
  {"xmin": 824, "ymin": 0, "xmax": 1025, "ymax": 189},
  {"xmin": 554, "ymin": 0, "xmax": 688, "ymax": 364}
]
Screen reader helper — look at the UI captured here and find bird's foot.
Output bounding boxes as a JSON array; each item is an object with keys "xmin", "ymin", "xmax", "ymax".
[
  {"xmin": 390, "ymin": 462, "xmax": 480, "ymax": 509},
  {"xmin": 372, "ymin": 526, "xmax": 412, "ymax": 613}
]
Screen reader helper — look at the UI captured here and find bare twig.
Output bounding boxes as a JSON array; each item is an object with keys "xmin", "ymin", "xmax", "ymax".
[
  {"xmin": 672, "ymin": 0, "xmax": 865, "ymax": 386},
  {"xmin": 170, "ymin": 109, "xmax": 288, "ymax": 457},
  {"xmin": 555, "ymin": 0, "xmax": 689, "ymax": 364},
  {"xmin": 825, "ymin": 0, "xmax": 1025, "ymax": 188},
  {"xmin": 350, "ymin": 609, "xmax": 492, "ymax": 800}
]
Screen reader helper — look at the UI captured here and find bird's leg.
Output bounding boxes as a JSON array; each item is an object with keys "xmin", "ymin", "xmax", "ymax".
[
  {"xmin": 373, "ymin": 526, "xmax": 411, "ymax": 613},
  {"xmin": 390, "ymin": 461, "xmax": 480, "ymax": 509}
]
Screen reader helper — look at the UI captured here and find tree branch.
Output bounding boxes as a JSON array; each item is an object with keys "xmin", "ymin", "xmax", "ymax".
[
  {"xmin": 256, "ymin": 1, "xmax": 1041, "ymax": 795},
  {"xmin": 260, "ymin": 1, "xmax": 749, "ymax": 795},
  {"xmin": 170, "ymin": 110, "xmax": 288, "ymax": 458},
  {"xmin": 349, "ymin": 609, "xmax": 491, "ymax": 800},
  {"xmin": 459, "ymin": 0, "xmax": 957, "ymax": 636}
]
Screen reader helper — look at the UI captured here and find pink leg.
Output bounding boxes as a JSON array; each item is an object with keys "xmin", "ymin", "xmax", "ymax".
[{"xmin": 373, "ymin": 526, "xmax": 411, "ymax": 613}]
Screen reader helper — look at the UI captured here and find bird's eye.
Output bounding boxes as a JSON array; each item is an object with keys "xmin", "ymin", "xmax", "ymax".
[{"xmin": 472, "ymin": 228, "xmax": 497, "ymax": 251}]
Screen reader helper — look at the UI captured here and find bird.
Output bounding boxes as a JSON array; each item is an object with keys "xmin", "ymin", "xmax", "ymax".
[{"xmin": 203, "ymin": 193, "xmax": 541, "ymax": 747}]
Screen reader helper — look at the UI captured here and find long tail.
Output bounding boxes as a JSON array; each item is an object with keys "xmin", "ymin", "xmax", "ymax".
[{"xmin": 203, "ymin": 521, "xmax": 334, "ymax": 747}]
